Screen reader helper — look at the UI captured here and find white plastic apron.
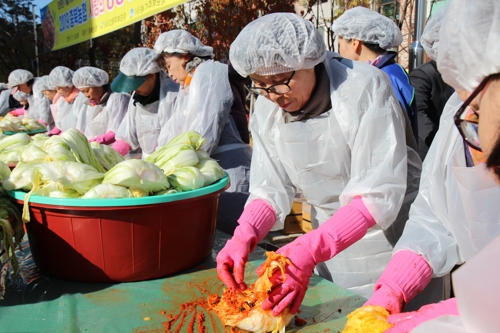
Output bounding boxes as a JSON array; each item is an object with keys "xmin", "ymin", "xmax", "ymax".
[
  {"xmin": 85, "ymin": 105, "xmax": 107, "ymax": 138},
  {"xmin": 275, "ymin": 113, "xmax": 393, "ymax": 299},
  {"xmin": 452, "ymin": 163, "xmax": 500, "ymax": 260}
]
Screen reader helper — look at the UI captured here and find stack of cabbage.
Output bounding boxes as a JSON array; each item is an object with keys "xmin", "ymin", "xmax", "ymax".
[
  {"xmin": 0, "ymin": 161, "xmax": 24, "ymax": 300},
  {"xmin": 1, "ymin": 129, "xmax": 225, "ymax": 220},
  {"xmin": 0, "ymin": 132, "xmax": 33, "ymax": 164},
  {"xmin": 0, "ymin": 114, "xmax": 46, "ymax": 133}
]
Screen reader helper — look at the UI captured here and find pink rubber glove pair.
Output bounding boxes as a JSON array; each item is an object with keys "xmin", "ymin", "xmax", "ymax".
[
  {"xmin": 263, "ymin": 196, "xmax": 376, "ymax": 316},
  {"xmin": 216, "ymin": 199, "xmax": 276, "ymax": 291},
  {"xmin": 111, "ymin": 140, "xmax": 132, "ymax": 156},
  {"xmin": 89, "ymin": 131, "xmax": 116, "ymax": 145},
  {"xmin": 8, "ymin": 108, "xmax": 25, "ymax": 116},
  {"xmin": 364, "ymin": 250, "xmax": 433, "ymax": 314},
  {"xmin": 48, "ymin": 127, "xmax": 61, "ymax": 137},
  {"xmin": 385, "ymin": 298, "xmax": 459, "ymax": 333}
]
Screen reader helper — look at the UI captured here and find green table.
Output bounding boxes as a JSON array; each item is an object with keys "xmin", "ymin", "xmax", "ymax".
[{"xmin": 0, "ymin": 231, "xmax": 365, "ymax": 332}]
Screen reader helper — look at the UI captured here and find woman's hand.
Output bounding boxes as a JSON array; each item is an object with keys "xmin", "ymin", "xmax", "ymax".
[
  {"xmin": 385, "ymin": 298, "xmax": 459, "ymax": 333},
  {"xmin": 260, "ymin": 242, "xmax": 315, "ymax": 316}
]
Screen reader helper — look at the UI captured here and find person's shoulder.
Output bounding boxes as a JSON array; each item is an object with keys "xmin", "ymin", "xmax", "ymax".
[
  {"xmin": 109, "ymin": 91, "xmax": 131, "ymax": 103},
  {"xmin": 195, "ymin": 60, "xmax": 227, "ymax": 77},
  {"xmin": 325, "ymin": 52, "xmax": 393, "ymax": 92}
]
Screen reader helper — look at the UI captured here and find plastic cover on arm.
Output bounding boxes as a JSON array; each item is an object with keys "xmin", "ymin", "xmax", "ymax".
[
  {"xmin": 157, "ymin": 61, "xmax": 232, "ymax": 154},
  {"xmin": 228, "ymin": 13, "xmax": 326, "ymax": 77},
  {"xmin": 73, "ymin": 67, "xmax": 109, "ymax": 89},
  {"xmin": 154, "ymin": 30, "xmax": 214, "ymax": 58},
  {"xmin": 332, "ymin": 6, "xmax": 402, "ymax": 49},
  {"xmin": 114, "ymin": 98, "xmax": 140, "ymax": 151},
  {"xmin": 394, "ymin": 93, "xmax": 465, "ymax": 277},
  {"xmin": 437, "ymin": 0, "xmax": 500, "ymax": 92},
  {"xmin": 49, "ymin": 66, "xmax": 75, "ymax": 87},
  {"xmin": 104, "ymin": 93, "xmax": 130, "ymax": 133}
]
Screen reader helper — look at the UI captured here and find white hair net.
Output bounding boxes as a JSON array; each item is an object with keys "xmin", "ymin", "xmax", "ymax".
[
  {"xmin": 120, "ymin": 47, "xmax": 161, "ymax": 76},
  {"xmin": 8, "ymin": 69, "xmax": 34, "ymax": 87},
  {"xmin": 332, "ymin": 6, "xmax": 402, "ymax": 49},
  {"xmin": 34, "ymin": 75, "xmax": 55, "ymax": 91},
  {"xmin": 229, "ymin": 13, "xmax": 326, "ymax": 77},
  {"xmin": 420, "ymin": 4, "xmax": 448, "ymax": 61},
  {"xmin": 154, "ymin": 30, "xmax": 214, "ymax": 58},
  {"xmin": 73, "ymin": 67, "xmax": 109, "ymax": 88},
  {"xmin": 437, "ymin": 0, "xmax": 500, "ymax": 92},
  {"xmin": 49, "ymin": 66, "xmax": 75, "ymax": 88}
]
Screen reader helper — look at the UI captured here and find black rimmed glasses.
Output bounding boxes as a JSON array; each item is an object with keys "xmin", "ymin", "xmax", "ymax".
[
  {"xmin": 246, "ymin": 71, "xmax": 296, "ymax": 96},
  {"xmin": 454, "ymin": 76, "xmax": 492, "ymax": 152}
]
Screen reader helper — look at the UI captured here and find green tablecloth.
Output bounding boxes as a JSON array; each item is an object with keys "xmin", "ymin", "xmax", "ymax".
[{"xmin": 0, "ymin": 231, "xmax": 365, "ymax": 332}]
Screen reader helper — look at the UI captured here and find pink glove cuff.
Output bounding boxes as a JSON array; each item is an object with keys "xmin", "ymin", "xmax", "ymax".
[
  {"xmin": 101, "ymin": 131, "xmax": 116, "ymax": 144},
  {"xmin": 440, "ymin": 298, "xmax": 459, "ymax": 316},
  {"xmin": 302, "ymin": 196, "xmax": 375, "ymax": 263},
  {"xmin": 9, "ymin": 108, "xmax": 25, "ymax": 116},
  {"xmin": 112, "ymin": 140, "xmax": 131, "ymax": 156},
  {"xmin": 238, "ymin": 199, "xmax": 276, "ymax": 240},
  {"xmin": 38, "ymin": 119, "xmax": 47, "ymax": 126},
  {"xmin": 234, "ymin": 200, "xmax": 276, "ymax": 253},
  {"xmin": 49, "ymin": 127, "xmax": 61, "ymax": 135},
  {"xmin": 375, "ymin": 250, "xmax": 432, "ymax": 306}
]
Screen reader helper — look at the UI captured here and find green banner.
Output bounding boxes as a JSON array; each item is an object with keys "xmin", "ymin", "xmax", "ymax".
[{"xmin": 40, "ymin": 0, "xmax": 188, "ymax": 51}]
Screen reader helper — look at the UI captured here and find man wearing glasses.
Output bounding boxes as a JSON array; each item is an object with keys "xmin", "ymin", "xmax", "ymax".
[{"xmin": 216, "ymin": 12, "xmax": 421, "ymax": 317}]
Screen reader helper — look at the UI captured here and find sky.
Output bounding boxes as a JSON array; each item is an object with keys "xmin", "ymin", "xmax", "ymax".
[{"xmin": 32, "ymin": 0, "xmax": 52, "ymax": 20}]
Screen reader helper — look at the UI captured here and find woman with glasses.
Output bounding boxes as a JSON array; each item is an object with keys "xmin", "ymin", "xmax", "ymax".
[
  {"xmin": 216, "ymin": 12, "xmax": 421, "ymax": 317},
  {"xmin": 360, "ymin": 1, "xmax": 500, "ymax": 331},
  {"xmin": 153, "ymin": 30, "xmax": 252, "ymax": 235}
]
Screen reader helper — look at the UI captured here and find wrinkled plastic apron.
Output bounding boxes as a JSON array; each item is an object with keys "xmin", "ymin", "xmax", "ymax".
[
  {"xmin": 275, "ymin": 112, "xmax": 393, "ymax": 299},
  {"xmin": 136, "ymin": 100, "xmax": 161, "ymax": 158},
  {"xmin": 452, "ymin": 163, "xmax": 500, "ymax": 259},
  {"xmin": 86, "ymin": 106, "xmax": 107, "ymax": 137}
]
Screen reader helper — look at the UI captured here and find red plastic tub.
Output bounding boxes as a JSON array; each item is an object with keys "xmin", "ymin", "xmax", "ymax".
[{"xmin": 9, "ymin": 177, "xmax": 229, "ymax": 283}]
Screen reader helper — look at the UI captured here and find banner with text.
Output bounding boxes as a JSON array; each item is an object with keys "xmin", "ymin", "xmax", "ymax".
[{"xmin": 40, "ymin": 0, "xmax": 188, "ymax": 51}]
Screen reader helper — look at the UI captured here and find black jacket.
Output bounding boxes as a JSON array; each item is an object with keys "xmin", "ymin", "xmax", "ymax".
[{"xmin": 409, "ymin": 60, "xmax": 454, "ymax": 160}]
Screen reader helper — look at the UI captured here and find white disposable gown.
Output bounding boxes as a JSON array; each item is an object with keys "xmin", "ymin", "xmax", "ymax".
[
  {"xmin": 395, "ymin": 92, "xmax": 500, "ymax": 276},
  {"xmin": 248, "ymin": 52, "xmax": 421, "ymax": 298},
  {"xmin": 55, "ymin": 92, "xmax": 88, "ymax": 132},
  {"xmin": 157, "ymin": 60, "xmax": 252, "ymax": 192},
  {"xmin": 84, "ymin": 92, "xmax": 130, "ymax": 139},
  {"xmin": 115, "ymin": 73, "xmax": 178, "ymax": 158},
  {"xmin": 0, "ymin": 89, "xmax": 13, "ymax": 116},
  {"xmin": 26, "ymin": 78, "xmax": 53, "ymax": 127}
]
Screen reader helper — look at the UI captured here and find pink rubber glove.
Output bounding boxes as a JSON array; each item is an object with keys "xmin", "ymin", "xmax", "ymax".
[
  {"xmin": 89, "ymin": 131, "xmax": 116, "ymax": 145},
  {"xmin": 216, "ymin": 199, "xmax": 276, "ymax": 292},
  {"xmin": 262, "ymin": 196, "xmax": 376, "ymax": 316},
  {"xmin": 48, "ymin": 126, "xmax": 61, "ymax": 137},
  {"xmin": 385, "ymin": 298, "xmax": 459, "ymax": 333},
  {"xmin": 111, "ymin": 140, "xmax": 131, "ymax": 156},
  {"xmin": 38, "ymin": 119, "xmax": 47, "ymax": 127},
  {"xmin": 8, "ymin": 108, "xmax": 25, "ymax": 116},
  {"xmin": 364, "ymin": 250, "xmax": 433, "ymax": 314}
]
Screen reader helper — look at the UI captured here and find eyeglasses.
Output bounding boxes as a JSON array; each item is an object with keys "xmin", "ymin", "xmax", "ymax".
[
  {"xmin": 246, "ymin": 71, "xmax": 296, "ymax": 96},
  {"xmin": 454, "ymin": 76, "xmax": 492, "ymax": 152}
]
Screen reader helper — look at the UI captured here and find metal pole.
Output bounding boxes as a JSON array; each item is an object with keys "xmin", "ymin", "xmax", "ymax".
[
  {"xmin": 409, "ymin": 0, "xmax": 427, "ymax": 72},
  {"xmin": 32, "ymin": 4, "xmax": 39, "ymax": 77},
  {"xmin": 316, "ymin": 1, "xmax": 319, "ymax": 28}
]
